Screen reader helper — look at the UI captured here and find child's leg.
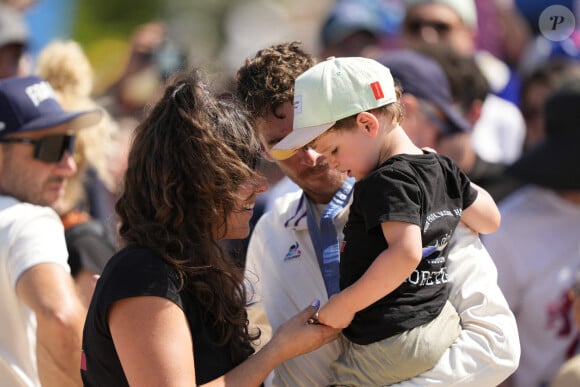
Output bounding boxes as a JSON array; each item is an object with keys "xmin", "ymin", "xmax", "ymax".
[{"xmin": 330, "ymin": 301, "xmax": 460, "ymax": 386}]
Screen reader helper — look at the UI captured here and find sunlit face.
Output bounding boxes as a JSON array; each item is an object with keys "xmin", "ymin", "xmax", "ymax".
[
  {"xmin": 311, "ymin": 126, "xmax": 378, "ymax": 181},
  {"xmin": 402, "ymin": 3, "xmax": 475, "ymax": 56},
  {"xmin": 222, "ymin": 173, "xmax": 268, "ymax": 240},
  {"xmin": 0, "ymin": 124, "xmax": 78, "ymax": 208},
  {"xmin": 255, "ymin": 102, "xmax": 345, "ymax": 204}
]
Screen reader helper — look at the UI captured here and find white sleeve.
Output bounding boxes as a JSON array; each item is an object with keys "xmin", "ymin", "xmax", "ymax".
[
  {"xmin": 244, "ymin": 221, "xmax": 275, "ymax": 387},
  {"xmin": 395, "ymin": 224, "xmax": 520, "ymax": 386},
  {"xmin": 245, "ymin": 227, "xmax": 273, "ymax": 349},
  {"xmin": 8, "ymin": 205, "xmax": 70, "ymax": 288}
]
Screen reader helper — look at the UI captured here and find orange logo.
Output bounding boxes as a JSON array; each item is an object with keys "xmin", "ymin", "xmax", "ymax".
[{"xmin": 370, "ymin": 81, "xmax": 384, "ymax": 100}]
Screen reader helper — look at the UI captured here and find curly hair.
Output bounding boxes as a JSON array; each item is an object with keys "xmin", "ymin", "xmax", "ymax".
[
  {"xmin": 115, "ymin": 68, "xmax": 261, "ymax": 365},
  {"xmin": 235, "ymin": 41, "xmax": 316, "ymax": 123}
]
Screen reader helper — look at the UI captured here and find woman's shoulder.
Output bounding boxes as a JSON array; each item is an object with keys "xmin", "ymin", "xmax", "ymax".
[
  {"xmin": 104, "ymin": 246, "xmax": 168, "ymax": 273},
  {"xmin": 96, "ymin": 246, "xmax": 181, "ymax": 304}
]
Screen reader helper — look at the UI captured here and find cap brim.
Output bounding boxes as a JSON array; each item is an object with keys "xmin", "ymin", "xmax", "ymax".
[
  {"xmin": 442, "ymin": 105, "xmax": 471, "ymax": 134},
  {"xmin": 270, "ymin": 121, "xmax": 335, "ymax": 160},
  {"xmin": 507, "ymin": 136, "xmax": 580, "ymax": 190},
  {"xmin": 269, "ymin": 148, "xmax": 300, "ymax": 161},
  {"xmin": 19, "ymin": 108, "xmax": 103, "ymax": 134}
]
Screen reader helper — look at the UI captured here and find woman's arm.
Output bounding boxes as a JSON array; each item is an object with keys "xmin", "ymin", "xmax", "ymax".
[
  {"xmin": 109, "ymin": 297, "xmax": 339, "ymax": 387},
  {"xmin": 461, "ymin": 182, "xmax": 501, "ymax": 235},
  {"xmin": 109, "ymin": 296, "xmax": 196, "ymax": 386},
  {"xmin": 215, "ymin": 302, "xmax": 339, "ymax": 386}
]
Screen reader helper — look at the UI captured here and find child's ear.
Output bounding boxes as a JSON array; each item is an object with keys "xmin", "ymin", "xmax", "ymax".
[{"xmin": 356, "ymin": 112, "xmax": 380, "ymax": 137}]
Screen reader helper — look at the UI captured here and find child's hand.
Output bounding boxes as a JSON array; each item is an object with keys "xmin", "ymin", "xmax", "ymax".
[{"xmin": 316, "ymin": 295, "xmax": 355, "ymax": 329}]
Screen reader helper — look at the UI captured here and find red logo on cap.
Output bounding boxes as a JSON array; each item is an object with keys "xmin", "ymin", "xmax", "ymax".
[{"xmin": 370, "ymin": 82, "xmax": 384, "ymax": 100}]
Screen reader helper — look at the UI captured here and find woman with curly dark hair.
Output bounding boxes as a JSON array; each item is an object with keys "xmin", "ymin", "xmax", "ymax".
[{"xmin": 81, "ymin": 69, "xmax": 339, "ymax": 386}]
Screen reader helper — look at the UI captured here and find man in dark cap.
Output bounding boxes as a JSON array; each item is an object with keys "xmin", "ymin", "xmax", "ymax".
[
  {"xmin": 483, "ymin": 79, "xmax": 580, "ymax": 387},
  {"xmin": 375, "ymin": 48, "xmax": 519, "ymax": 202},
  {"xmin": 0, "ymin": 75, "xmax": 102, "ymax": 386}
]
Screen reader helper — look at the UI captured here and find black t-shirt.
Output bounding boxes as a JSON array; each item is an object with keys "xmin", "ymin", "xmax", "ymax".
[
  {"xmin": 81, "ymin": 246, "xmax": 237, "ymax": 386},
  {"xmin": 341, "ymin": 152, "xmax": 477, "ymax": 345}
]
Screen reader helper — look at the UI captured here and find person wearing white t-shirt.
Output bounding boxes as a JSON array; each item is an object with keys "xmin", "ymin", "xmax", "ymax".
[
  {"xmin": 483, "ymin": 79, "xmax": 580, "ymax": 387},
  {"xmin": 0, "ymin": 75, "xmax": 102, "ymax": 387}
]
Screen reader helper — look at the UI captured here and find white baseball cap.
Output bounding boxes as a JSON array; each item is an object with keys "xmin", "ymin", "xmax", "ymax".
[{"xmin": 270, "ymin": 56, "xmax": 397, "ymax": 160}]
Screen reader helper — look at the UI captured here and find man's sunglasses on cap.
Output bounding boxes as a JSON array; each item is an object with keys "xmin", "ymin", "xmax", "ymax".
[{"xmin": 0, "ymin": 134, "xmax": 76, "ymax": 163}]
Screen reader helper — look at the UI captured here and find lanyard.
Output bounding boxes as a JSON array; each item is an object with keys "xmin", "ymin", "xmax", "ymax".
[{"xmin": 306, "ymin": 177, "xmax": 354, "ymax": 297}]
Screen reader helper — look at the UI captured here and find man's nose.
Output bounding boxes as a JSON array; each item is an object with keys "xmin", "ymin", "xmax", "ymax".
[
  {"xmin": 300, "ymin": 147, "xmax": 323, "ymax": 167},
  {"xmin": 55, "ymin": 150, "xmax": 78, "ymax": 176}
]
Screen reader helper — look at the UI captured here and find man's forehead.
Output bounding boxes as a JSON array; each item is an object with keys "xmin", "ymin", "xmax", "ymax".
[
  {"xmin": 256, "ymin": 105, "xmax": 293, "ymax": 145},
  {"xmin": 405, "ymin": 3, "xmax": 465, "ymax": 25}
]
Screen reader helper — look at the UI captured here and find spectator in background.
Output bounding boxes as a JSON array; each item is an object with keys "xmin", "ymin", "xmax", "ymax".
[
  {"xmin": 483, "ymin": 78, "xmax": 580, "ymax": 387},
  {"xmin": 318, "ymin": 0, "xmax": 403, "ymax": 59},
  {"xmin": 551, "ymin": 271, "xmax": 580, "ymax": 387},
  {"xmin": 401, "ymin": 0, "xmax": 521, "ymax": 102},
  {"xmin": 0, "ymin": 75, "xmax": 101, "ymax": 386},
  {"xmin": 414, "ymin": 42, "xmax": 525, "ymax": 165},
  {"xmin": 519, "ymin": 58, "xmax": 580, "ymax": 153},
  {"xmin": 488, "ymin": 0, "xmax": 531, "ymax": 76},
  {"xmin": 400, "ymin": 0, "xmax": 526, "ymax": 166},
  {"xmin": 35, "ymin": 39, "xmax": 118, "ymax": 306},
  {"xmin": 98, "ymin": 21, "xmax": 187, "ymax": 121},
  {"xmin": 0, "ymin": 3, "xmax": 29, "ymax": 78}
]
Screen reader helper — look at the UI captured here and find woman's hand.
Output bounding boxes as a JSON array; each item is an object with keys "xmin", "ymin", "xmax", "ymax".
[
  {"xmin": 269, "ymin": 300, "xmax": 341, "ymax": 359},
  {"xmin": 202, "ymin": 301, "xmax": 341, "ymax": 387},
  {"xmin": 317, "ymin": 296, "xmax": 355, "ymax": 329}
]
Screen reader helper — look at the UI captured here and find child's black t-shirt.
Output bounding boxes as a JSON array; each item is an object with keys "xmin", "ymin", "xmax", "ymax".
[{"xmin": 341, "ymin": 152, "xmax": 477, "ymax": 345}]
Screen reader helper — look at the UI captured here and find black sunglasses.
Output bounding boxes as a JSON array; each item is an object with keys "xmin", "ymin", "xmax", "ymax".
[
  {"xmin": 0, "ymin": 134, "xmax": 76, "ymax": 163},
  {"xmin": 404, "ymin": 18, "xmax": 453, "ymax": 35}
]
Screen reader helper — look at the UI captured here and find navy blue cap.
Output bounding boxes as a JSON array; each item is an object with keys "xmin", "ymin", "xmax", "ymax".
[
  {"xmin": 321, "ymin": 0, "xmax": 393, "ymax": 47},
  {"xmin": 0, "ymin": 75, "xmax": 102, "ymax": 137},
  {"xmin": 376, "ymin": 49, "xmax": 471, "ymax": 134}
]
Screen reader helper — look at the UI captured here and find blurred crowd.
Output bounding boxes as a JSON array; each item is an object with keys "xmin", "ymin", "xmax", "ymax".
[{"xmin": 1, "ymin": 0, "xmax": 580, "ymax": 386}]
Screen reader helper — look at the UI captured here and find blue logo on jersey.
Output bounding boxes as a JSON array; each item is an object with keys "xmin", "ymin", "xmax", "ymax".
[{"xmin": 284, "ymin": 242, "xmax": 302, "ymax": 260}]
